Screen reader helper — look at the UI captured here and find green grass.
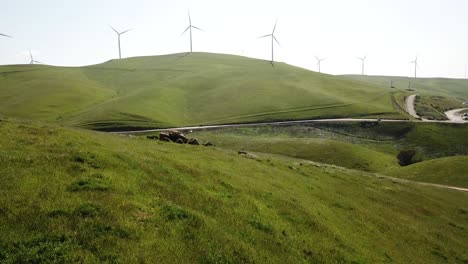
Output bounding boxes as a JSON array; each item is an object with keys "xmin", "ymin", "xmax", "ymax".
[
  {"xmin": 191, "ymin": 131, "xmax": 399, "ymax": 173},
  {"xmin": 343, "ymin": 75, "xmax": 468, "ymax": 102},
  {"xmin": 414, "ymin": 95, "xmax": 463, "ymax": 120},
  {"xmin": 385, "ymin": 156, "xmax": 468, "ymax": 188},
  {"xmin": 188, "ymin": 122, "xmax": 468, "ymax": 187},
  {"xmin": 344, "ymin": 75, "xmax": 468, "ymax": 120},
  {"xmin": 1, "ymin": 118, "xmax": 467, "ymax": 263},
  {"xmin": 0, "ymin": 53, "xmax": 402, "ymax": 130}
]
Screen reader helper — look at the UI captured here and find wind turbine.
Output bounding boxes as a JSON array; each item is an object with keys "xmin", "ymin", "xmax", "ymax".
[
  {"xmin": 181, "ymin": 12, "xmax": 203, "ymax": 53},
  {"xmin": 109, "ymin": 25, "xmax": 132, "ymax": 59},
  {"xmin": 410, "ymin": 56, "xmax": 419, "ymax": 78},
  {"xmin": 357, "ymin": 56, "xmax": 367, "ymax": 75},
  {"xmin": 259, "ymin": 20, "xmax": 280, "ymax": 63},
  {"xmin": 315, "ymin": 56, "xmax": 327, "ymax": 73},
  {"xmin": 29, "ymin": 50, "xmax": 42, "ymax": 64},
  {"xmin": 0, "ymin": 33, "xmax": 12, "ymax": 38}
]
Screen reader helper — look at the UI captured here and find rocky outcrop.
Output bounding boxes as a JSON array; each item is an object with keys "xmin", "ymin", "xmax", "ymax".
[{"xmin": 146, "ymin": 130, "xmax": 210, "ymax": 147}]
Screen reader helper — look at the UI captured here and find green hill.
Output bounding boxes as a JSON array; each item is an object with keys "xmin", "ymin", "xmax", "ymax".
[
  {"xmin": 385, "ymin": 156, "xmax": 468, "ymax": 188},
  {"xmin": 0, "ymin": 118, "xmax": 467, "ymax": 263},
  {"xmin": 343, "ymin": 75, "xmax": 468, "ymax": 102},
  {"xmin": 0, "ymin": 53, "xmax": 402, "ymax": 130}
]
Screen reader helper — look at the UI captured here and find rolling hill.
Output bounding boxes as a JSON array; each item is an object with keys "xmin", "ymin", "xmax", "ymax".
[
  {"xmin": 0, "ymin": 53, "xmax": 402, "ymax": 130},
  {"xmin": 343, "ymin": 75, "xmax": 468, "ymax": 101},
  {"xmin": 0, "ymin": 118, "xmax": 467, "ymax": 263},
  {"xmin": 385, "ymin": 156, "xmax": 468, "ymax": 188}
]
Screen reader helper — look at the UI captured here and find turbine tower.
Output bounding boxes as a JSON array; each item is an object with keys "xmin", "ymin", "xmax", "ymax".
[
  {"xmin": 181, "ymin": 12, "xmax": 203, "ymax": 53},
  {"xmin": 109, "ymin": 25, "xmax": 132, "ymax": 59},
  {"xmin": 29, "ymin": 50, "xmax": 42, "ymax": 64},
  {"xmin": 410, "ymin": 56, "xmax": 419, "ymax": 78},
  {"xmin": 0, "ymin": 33, "xmax": 12, "ymax": 38},
  {"xmin": 259, "ymin": 20, "xmax": 280, "ymax": 63},
  {"xmin": 357, "ymin": 56, "xmax": 367, "ymax": 75},
  {"xmin": 315, "ymin": 56, "xmax": 327, "ymax": 73}
]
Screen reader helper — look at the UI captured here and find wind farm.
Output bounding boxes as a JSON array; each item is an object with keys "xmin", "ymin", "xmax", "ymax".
[{"xmin": 0, "ymin": 1, "xmax": 467, "ymax": 263}]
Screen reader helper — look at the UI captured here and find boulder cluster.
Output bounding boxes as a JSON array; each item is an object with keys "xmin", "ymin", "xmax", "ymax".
[{"xmin": 147, "ymin": 130, "xmax": 213, "ymax": 146}]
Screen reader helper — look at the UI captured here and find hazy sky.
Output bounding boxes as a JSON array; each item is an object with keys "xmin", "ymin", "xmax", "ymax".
[{"xmin": 1, "ymin": 0, "xmax": 468, "ymax": 78}]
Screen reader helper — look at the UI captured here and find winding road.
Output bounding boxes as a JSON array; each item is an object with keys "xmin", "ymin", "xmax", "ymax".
[
  {"xmin": 404, "ymin": 94, "xmax": 468, "ymax": 123},
  {"xmin": 111, "ymin": 95, "xmax": 465, "ymax": 135}
]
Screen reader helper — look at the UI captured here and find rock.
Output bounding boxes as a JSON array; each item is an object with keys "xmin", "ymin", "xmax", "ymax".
[
  {"xmin": 147, "ymin": 135, "xmax": 158, "ymax": 140},
  {"xmin": 168, "ymin": 130, "xmax": 181, "ymax": 142},
  {"xmin": 176, "ymin": 138, "xmax": 185, "ymax": 144},
  {"xmin": 160, "ymin": 137, "xmax": 171, "ymax": 142},
  {"xmin": 168, "ymin": 130, "xmax": 188, "ymax": 143},
  {"xmin": 159, "ymin": 132, "xmax": 170, "ymax": 141},
  {"xmin": 178, "ymin": 134, "xmax": 189, "ymax": 144},
  {"xmin": 238, "ymin": 151, "xmax": 248, "ymax": 155},
  {"xmin": 188, "ymin": 138, "xmax": 200, "ymax": 145},
  {"xmin": 204, "ymin": 141, "xmax": 214, "ymax": 147}
]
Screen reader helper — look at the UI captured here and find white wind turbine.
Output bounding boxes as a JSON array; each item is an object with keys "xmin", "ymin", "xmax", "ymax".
[
  {"xmin": 29, "ymin": 50, "xmax": 42, "ymax": 64},
  {"xmin": 181, "ymin": 12, "xmax": 204, "ymax": 53},
  {"xmin": 315, "ymin": 56, "xmax": 327, "ymax": 73},
  {"xmin": 259, "ymin": 20, "xmax": 280, "ymax": 63},
  {"xmin": 357, "ymin": 56, "xmax": 367, "ymax": 75},
  {"xmin": 109, "ymin": 25, "xmax": 132, "ymax": 59},
  {"xmin": 410, "ymin": 56, "xmax": 420, "ymax": 78}
]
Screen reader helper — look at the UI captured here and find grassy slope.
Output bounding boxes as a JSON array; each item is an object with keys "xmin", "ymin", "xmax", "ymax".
[
  {"xmin": 385, "ymin": 156, "xmax": 468, "ymax": 188},
  {"xmin": 1, "ymin": 53, "xmax": 400, "ymax": 130},
  {"xmin": 189, "ymin": 122, "xmax": 468, "ymax": 187},
  {"xmin": 343, "ymin": 75, "xmax": 468, "ymax": 101},
  {"xmin": 0, "ymin": 118, "xmax": 467, "ymax": 263},
  {"xmin": 191, "ymin": 132, "xmax": 398, "ymax": 173},
  {"xmin": 344, "ymin": 75, "xmax": 468, "ymax": 120}
]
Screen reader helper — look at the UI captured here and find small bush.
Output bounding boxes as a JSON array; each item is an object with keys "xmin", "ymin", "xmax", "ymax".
[
  {"xmin": 397, "ymin": 149, "xmax": 421, "ymax": 166},
  {"xmin": 74, "ymin": 203, "xmax": 102, "ymax": 218},
  {"xmin": 248, "ymin": 220, "xmax": 274, "ymax": 234},
  {"xmin": 67, "ymin": 178, "xmax": 110, "ymax": 192},
  {"xmin": 161, "ymin": 205, "xmax": 190, "ymax": 221}
]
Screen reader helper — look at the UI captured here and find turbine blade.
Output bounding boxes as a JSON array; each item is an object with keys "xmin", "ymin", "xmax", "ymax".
[
  {"xmin": 188, "ymin": 11, "xmax": 192, "ymax": 25},
  {"xmin": 272, "ymin": 20, "xmax": 278, "ymax": 33},
  {"xmin": 273, "ymin": 35, "xmax": 280, "ymax": 45},
  {"xmin": 258, "ymin": 34, "xmax": 272, "ymax": 39},
  {"xmin": 120, "ymin": 28, "xmax": 133, "ymax": 35},
  {"xmin": 0, "ymin": 33, "xmax": 12, "ymax": 38},
  {"xmin": 109, "ymin": 25, "xmax": 119, "ymax": 34},
  {"xmin": 315, "ymin": 56, "xmax": 320, "ymax": 61},
  {"xmin": 34, "ymin": 60, "xmax": 43, "ymax": 64},
  {"xmin": 192, "ymin": 26, "xmax": 204, "ymax": 31},
  {"xmin": 181, "ymin": 26, "xmax": 191, "ymax": 36},
  {"xmin": 29, "ymin": 50, "xmax": 33, "ymax": 60}
]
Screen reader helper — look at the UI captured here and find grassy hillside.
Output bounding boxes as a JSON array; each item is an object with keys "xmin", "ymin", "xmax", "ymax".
[
  {"xmin": 385, "ymin": 156, "xmax": 468, "ymax": 188},
  {"xmin": 187, "ymin": 122, "xmax": 468, "ymax": 188},
  {"xmin": 0, "ymin": 118, "xmax": 467, "ymax": 263},
  {"xmin": 191, "ymin": 132, "xmax": 398, "ymax": 173},
  {"xmin": 343, "ymin": 75, "xmax": 468, "ymax": 102},
  {"xmin": 0, "ymin": 53, "xmax": 401, "ymax": 130}
]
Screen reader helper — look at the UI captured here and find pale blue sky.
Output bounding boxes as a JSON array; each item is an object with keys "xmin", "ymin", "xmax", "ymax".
[{"xmin": 1, "ymin": 0, "xmax": 467, "ymax": 78}]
